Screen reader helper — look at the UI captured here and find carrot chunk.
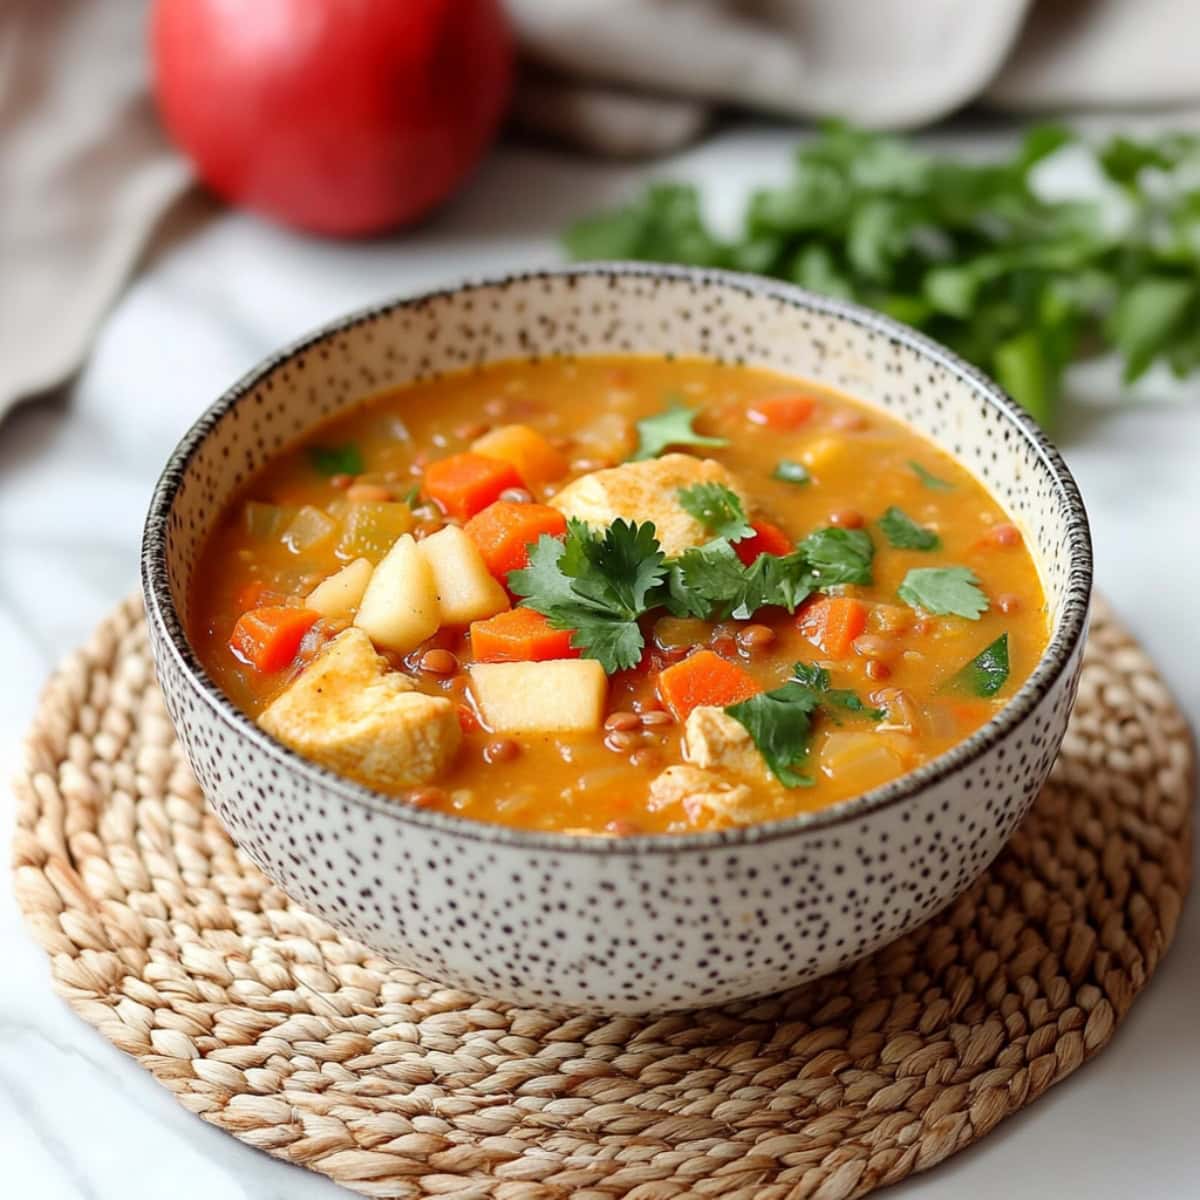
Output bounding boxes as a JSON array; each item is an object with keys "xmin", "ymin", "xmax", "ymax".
[
  {"xmin": 471, "ymin": 424, "xmax": 568, "ymax": 486},
  {"xmin": 464, "ymin": 501, "xmax": 568, "ymax": 578},
  {"xmin": 424, "ymin": 452, "xmax": 521, "ymax": 520},
  {"xmin": 234, "ymin": 580, "xmax": 279, "ymax": 611},
  {"xmin": 797, "ymin": 596, "xmax": 867, "ymax": 660},
  {"xmin": 657, "ymin": 649, "xmax": 762, "ymax": 721},
  {"xmin": 470, "ymin": 608, "xmax": 579, "ymax": 662},
  {"xmin": 229, "ymin": 606, "xmax": 318, "ymax": 672},
  {"xmin": 734, "ymin": 518, "xmax": 794, "ymax": 565},
  {"xmin": 747, "ymin": 394, "xmax": 817, "ymax": 430}
]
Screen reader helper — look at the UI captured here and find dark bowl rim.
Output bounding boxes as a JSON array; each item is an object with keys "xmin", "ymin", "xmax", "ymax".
[{"xmin": 142, "ymin": 262, "xmax": 1093, "ymax": 856}]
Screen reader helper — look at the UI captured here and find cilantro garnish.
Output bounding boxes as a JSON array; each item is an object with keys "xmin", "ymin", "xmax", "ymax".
[
  {"xmin": 513, "ymin": 514, "xmax": 877, "ymax": 672},
  {"xmin": 898, "ymin": 566, "xmax": 989, "ymax": 619},
  {"xmin": 908, "ymin": 461, "xmax": 954, "ymax": 491},
  {"xmin": 797, "ymin": 527, "xmax": 874, "ymax": 587},
  {"xmin": 630, "ymin": 397, "xmax": 729, "ymax": 461},
  {"xmin": 772, "ymin": 459, "xmax": 811, "ymax": 485},
  {"xmin": 676, "ymin": 483, "xmax": 754, "ymax": 542},
  {"xmin": 879, "ymin": 506, "xmax": 941, "ymax": 550},
  {"xmin": 509, "ymin": 519, "xmax": 665, "ymax": 673},
  {"xmin": 943, "ymin": 633, "xmax": 1010, "ymax": 697},
  {"xmin": 308, "ymin": 443, "xmax": 364, "ymax": 476},
  {"xmin": 564, "ymin": 123, "xmax": 1200, "ymax": 429},
  {"xmin": 726, "ymin": 662, "xmax": 884, "ymax": 788}
]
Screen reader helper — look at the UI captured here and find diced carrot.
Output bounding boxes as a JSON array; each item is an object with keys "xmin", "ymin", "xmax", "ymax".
[
  {"xmin": 797, "ymin": 596, "xmax": 868, "ymax": 660},
  {"xmin": 464, "ymin": 501, "xmax": 568, "ymax": 578},
  {"xmin": 229, "ymin": 606, "xmax": 319, "ymax": 672},
  {"xmin": 747, "ymin": 394, "xmax": 817, "ymax": 430},
  {"xmin": 656, "ymin": 649, "xmax": 763, "ymax": 721},
  {"xmin": 470, "ymin": 608, "xmax": 579, "ymax": 662},
  {"xmin": 424, "ymin": 452, "xmax": 521, "ymax": 520},
  {"xmin": 471, "ymin": 424, "xmax": 568, "ymax": 486},
  {"xmin": 457, "ymin": 703, "xmax": 481, "ymax": 733},
  {"xmin": 734, "ymin": 518, "xmax": 794, "ymax": 565}
]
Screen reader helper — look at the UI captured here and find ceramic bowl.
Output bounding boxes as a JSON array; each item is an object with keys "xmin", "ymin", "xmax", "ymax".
[{"xmin": 142, "ymin": 264, "xmax": 1092, "ymax": 1013}]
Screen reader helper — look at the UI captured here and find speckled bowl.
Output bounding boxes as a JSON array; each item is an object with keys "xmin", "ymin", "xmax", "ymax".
[{"xmin": 142, "ymin": 264, "xmax": 1092, "ymax": 1013}]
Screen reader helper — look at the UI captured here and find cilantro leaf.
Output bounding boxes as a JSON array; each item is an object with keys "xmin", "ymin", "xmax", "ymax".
[
  {"xmin": 879, "ymin": 506, "xmax": 941, "ymax": 551},
  {"xmin": 797, "ymin": 527, "xmax": 874, "ymax": 587},
  {"xmin": 726, "ymin": 685, "xmax": 821, "ymax": 788},
  {"xmin": 726, "ymin": 662, "xmax": 884, "ymax": 787},
  {"xmin": 772, "ymin": 459, "xmax": 811, "ymax": 485},
  {"xmin": 509, "ymin": 521, "xmax": 665, "ymax": 673},
  {"xmin": 308, "ymin": 444, "xmax": 364, "ymax": 476},
  {"xmin": 943, "ymin": 633, "xmax": 1010, "ymax": 697},
  {"xmin": 898, "ymin": 566, "xmax": 989, "ymax": 619},
  {"xmin": 908, "ymin": 461, "xmax": 954, "ymax": 491},
  {"xmin": 676, "ymin": 483, "xmax": 754, "ymax": 542},
  {"xmin": 669, "ymin": 541, "xmax": 815, "ymax": 620},
  {"xmin": 668, "ymin": 539, "xmax": 752, "ymax": 618},
  {"xmin": 630, "ymin": 398, "xmax": 729, "ymax": 461},
  {"xmin": 787, "ymin": 663, "xmax": 883, "ymax": 717},
  {"xmin": 565, "ymin": 518, "xmax": 666, "ymax": 615}
]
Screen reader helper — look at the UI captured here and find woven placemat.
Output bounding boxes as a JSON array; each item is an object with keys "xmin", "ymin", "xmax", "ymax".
[{"xmin": 12, "ymin": 595, "xmax": 1194, "ymax": 1200}]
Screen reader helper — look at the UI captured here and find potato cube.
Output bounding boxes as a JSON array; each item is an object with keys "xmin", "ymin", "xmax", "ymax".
[
  {"xmin": 306, "ymin": 558, "xmax": 373, "ymax": 618},
  {"xmin": 354, "ymin": 534, "xmax": 440, "ymax": 653},
  {"xmin": 469, "ymin": 659, "xmax": 607, "ymax": 733},
  {"xmin": 798, "ymin": 436, "xmax": 844, "ymax": 474},
  {"xmin": 417, "ymin": 525, "xmax": 510, "ymax": 625}
]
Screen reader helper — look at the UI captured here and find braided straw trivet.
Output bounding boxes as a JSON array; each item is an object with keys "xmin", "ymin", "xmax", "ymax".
[{"xmin": 12, "ymin": 595, "xmax": 1193, "ymax": 1200}]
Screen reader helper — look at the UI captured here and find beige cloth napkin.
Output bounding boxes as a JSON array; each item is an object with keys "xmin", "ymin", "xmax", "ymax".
[{"xmin": 6, "ymin": 0, "xmax": 1200, "ymax": 417}]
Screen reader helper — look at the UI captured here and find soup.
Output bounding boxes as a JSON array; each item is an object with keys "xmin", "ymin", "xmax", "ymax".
[{"xmin": 190, "ymin": 356, "xmax": 1048, "ymax": 835}]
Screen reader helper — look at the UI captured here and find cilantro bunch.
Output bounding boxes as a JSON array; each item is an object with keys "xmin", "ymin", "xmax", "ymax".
[
  {"xmin": 565, "ymin": 123, "xmax": 1200, "ymax": 429},
  {"xmin": 508, "ymin": 495, "xmax": 875, "ymax": 673}
]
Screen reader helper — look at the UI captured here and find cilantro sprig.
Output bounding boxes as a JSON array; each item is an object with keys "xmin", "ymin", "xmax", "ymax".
[
  {"xmin": 565, "ymin": 123, "xmax": 1200, "ymax": 429},
  {"xmin": 509, "ymin": 520, "xmax": 665, "ymax": 673},
  {"xmin": 726, "ymin": 662, "xmax": 884, "ymax": 788},
  {"xmin": 630, "ymin": 398, "xmax": 729, "ymax": 461},
  {"xmin": 879, "ymin": 506, "xmax": 941, "ymax": 551},
  {"xmin": 677, "ymin": 483, "xmax": 754, "ymax": 542}
]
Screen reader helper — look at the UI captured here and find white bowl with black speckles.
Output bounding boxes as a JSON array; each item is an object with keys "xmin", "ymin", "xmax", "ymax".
[{"xmin": 142, "ymin": 264, "xmax": 1092, "ymax": 1014}]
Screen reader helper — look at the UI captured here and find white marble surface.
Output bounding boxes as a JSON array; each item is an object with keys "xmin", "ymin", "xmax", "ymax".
[{"xmin": 2, "ymin": 127, "xmax": 1198, "ymax": 1199}]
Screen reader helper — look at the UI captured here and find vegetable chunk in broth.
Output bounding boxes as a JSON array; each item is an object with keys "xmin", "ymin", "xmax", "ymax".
[{"xmin": 191, "ymin": 357, "xmax": 1048, "ymax": 835}]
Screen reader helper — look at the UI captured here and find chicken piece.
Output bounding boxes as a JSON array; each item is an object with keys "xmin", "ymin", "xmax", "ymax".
[
  {"xmin": 550, "ymin": 453, "xmax": 752, "ymax": 557},
  {"xmin": 682, "ymin": 705, "xmax": 772, "ymax": 782},
  {"xmin": 258, "ymin": 627, "xmax": 460, "ymax": 790},
  {"xmin": 648, "ymin": 765, "xmax": 757, "ymax": 826}
]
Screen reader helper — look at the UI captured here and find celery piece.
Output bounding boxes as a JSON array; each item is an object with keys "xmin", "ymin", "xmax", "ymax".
[
  {"xmin": 338, "ymin": 502, "xmax": 415, "ymax": 561},
  {"xmin": 243, "ymin": 502, "xmax": 298, "ymax": 540},
  {"xmin": 282, "ymin": 505, "xmax": 339, "ymax": 554}
]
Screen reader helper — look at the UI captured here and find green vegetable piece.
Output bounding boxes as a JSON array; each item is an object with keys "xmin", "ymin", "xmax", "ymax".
[
  {"xmin": 879, "ymin": 506, "xmax": 941, "ymax": 551},
  {"xmin": 797, "ymin": 527, "xmax": 874, "ymax": 587},
  {"xmin": 772, "ymin": 459, "xmax": 812, "ymax": 485},
  {"xmin": 630, "ymin": 398, "xmax": 729, "ymax": 462},
  {"xmin": 337, "ymin": 502, "xmax": 415, "ymax": 561},
  {"xmin": 676, "ymin": 483, "xmax": 754, "ymax": 542},
  {"xmin": 898, "ymin": 566, "xmax": 989, "ymax": 619},
  {"xmin": 944, "ymin": 634, "xmax": 1011, "ymax": 698},
  {"xmin": 726, "ymin": 661, "xmax": 883, "ymax": 788},
  {"xmin": 908, "ymin": 460, "xmax": 954, "ymax": 491},
  {"xmin": 242, "ymin": 501, "xmax": 298, "ymax": 540},
  {"xmin": 308, "ymin": 443, "xmax": 364, "ymax": 477}
]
